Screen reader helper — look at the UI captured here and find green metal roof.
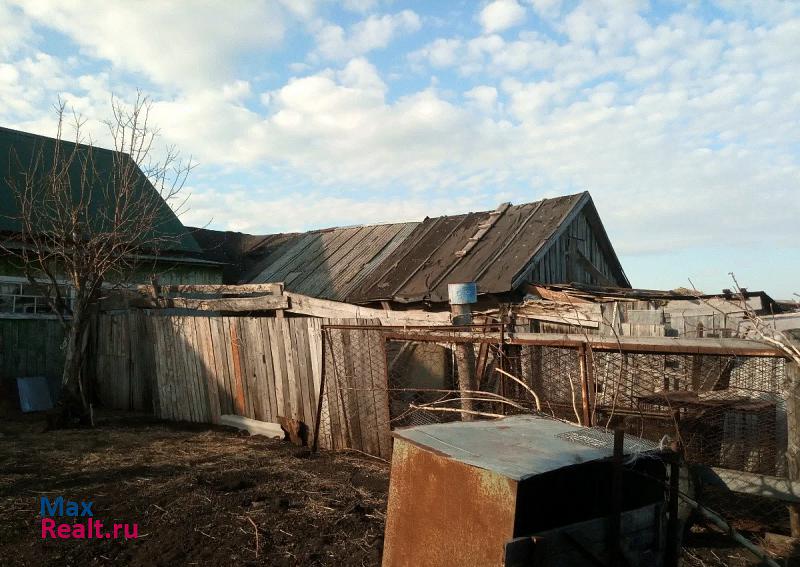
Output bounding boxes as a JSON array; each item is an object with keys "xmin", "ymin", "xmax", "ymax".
[{"xmin": 0, "ymin": 126, "xmax": 201, "ymax": 254}]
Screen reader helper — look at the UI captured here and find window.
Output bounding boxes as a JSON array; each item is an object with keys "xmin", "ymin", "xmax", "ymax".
[{"xmin": 0, "ymin": 279, "xmax": 73, "ymax": 316}]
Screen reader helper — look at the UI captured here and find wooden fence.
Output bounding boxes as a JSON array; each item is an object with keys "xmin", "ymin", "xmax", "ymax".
[
  {"xmin": 93, "ymin": 312, "xmax": 391, "ymax": 457},
  {"xmin": 0, "ymin": 318, "xmax": 65, "ymax": 401}
]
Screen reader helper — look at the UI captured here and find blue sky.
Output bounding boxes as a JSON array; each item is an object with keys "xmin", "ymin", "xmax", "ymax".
[{"xmin": 0, "ymin": 0, "xmax": 798, "ymax": 297}]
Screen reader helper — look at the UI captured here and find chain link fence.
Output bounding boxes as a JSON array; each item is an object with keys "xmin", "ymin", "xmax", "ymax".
[{"xmin": 317, "ymin": 324, "xmax": 795, "ymax": 549}]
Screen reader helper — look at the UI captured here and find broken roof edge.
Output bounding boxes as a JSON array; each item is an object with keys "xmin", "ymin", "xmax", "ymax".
[{"xmin": 534, "ymin": 282, "xmax": 781, "ymax": 306}]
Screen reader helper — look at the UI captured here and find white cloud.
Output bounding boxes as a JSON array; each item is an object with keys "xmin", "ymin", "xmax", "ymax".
[
  {"xmin": 3, "ymin": 0, "xmax": 800, "ymax": 279},
  {"xmin": 465, "ymin": 85, "xmax": 499, "ymax": 113},
  {"xmin": 182, "ymin": 187, "xmax": 486, "ymax": 234},
  {"xmin": 0, "ymin": 2, "xmax": 32, "ymax": 57},
  {"xmin": 479, "ymin": 0, "xmax": 527, "ymax": 34},
  {"xmin": 311, "ymin": 10, "xmax": 421, "ymax": 61},
  {"xmin": 9, "ymin": 0, "xmax": 290, "ymax": 88},
  {"xmin": 341, "ymin": 0, "xmax": 380, "ymax": 14}
]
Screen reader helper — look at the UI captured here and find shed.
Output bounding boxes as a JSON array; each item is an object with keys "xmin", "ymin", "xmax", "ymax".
[
  {"xmin": 191, "ymin": 191, "xmax": 630, "ymax": 307},
  {"xmin": 382, "ymin": 415, "xmax": 667, "ymax": 567}
]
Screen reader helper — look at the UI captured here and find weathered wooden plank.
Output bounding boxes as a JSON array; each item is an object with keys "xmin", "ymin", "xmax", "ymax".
[
  {"xmin": 213, "ymin": 316, "xmax": 231, "ymax": 415},
  {"xmin": 228, "ymin": 318, "xmax": 247, "ymax": 416},
  {"xmin": 179, "ymin": 316, "xmax": 201, "ymax": 422},
  {"xmin": 257, "ymin": 318, "xmax": 278, "ymax": 421},
  {"xmin": 308, "ymin": 318, "xmax": 331, "ymax": 449},
  {"xmin": 156, "ymin": 317, "xmax": 174, "ymax": 420},
  {"xmin": 172, "ymin": 317, "xmax": 193, "ymax": 421},
  {"xmin": 237, "ymin": 319, "xmax": 256, "ymax": 419},
  {"xmin": 219, "ymin": 414, "xmax": 283, "ymax": 438},
  {"xmin": 146, "ymin": 316, "xmax": 162, "ymax": 418},
  {"xmin": 265, "ymin": 319, "xmax": 286, "ymax": 417},
  {"xmin": 140, "ymin": 283, "xmax": 285, "ymax": 295},
  {"xmin": 241, "ymin": 318, "xmax": 262, "ymax": 420},
  {"xmin": 156, "ymin": 317, "xmax": 176, "ymax": 420},
  {"xmin": 340, "ymin": 327, "xmax": 364, "ymax": 452},
  {"xmin": 189, "ymin": 316, "xmax": 212, "ymax": 422},
  {"xmin": 366, "ymin": 327, "xmax": 392, "ymax": 459},
  {"xmin": 280, "ymin": 319, "xmax": 301, "ymax": 420},
  {"xmin": 242, "ymin": 317, "xmax": 266, "ymax": 421},
  {"xmin": 284, "ymin": 292, "xmax": 449, "ymax": 325},
  {"xmin": 167, "ymin": 295, "xmax": 289, "ymax": 312},
  {"xmin": 220, "ymin": 317, "xmax": 239, "ymax": 415},
  {"xmin": 291, "ymin": 318, "xmax": 315, "ymax": 432},
  {"xmin": 170, "ymin": 317, "xmax": 190, "ymax": 421},
  {"xmin": 196, "ymin": 316, "xmax": 221, "ymax": 423},
  {"xmin": 348, "ymin": 326, "xmax": 378, "ymax": 456},
  {"xmin": 140, "ymin": 315, "xmax": 157, "ymax": 415},
  {"xmin": 323, "ymin": 323, "xmax": 348, "ymax": 450}
]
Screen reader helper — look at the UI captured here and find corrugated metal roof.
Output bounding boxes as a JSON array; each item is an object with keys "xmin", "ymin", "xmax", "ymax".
[
  {"xmin": 347, "ymin": 193, "xmax": 586, "ymax": 303},
  {"xmin": 393, "ymin": 415, "xmax": 658, "ymax": 481},
  {"xmin": 246, "ymin": 222, "xmax": 419, "ymax": 301}
]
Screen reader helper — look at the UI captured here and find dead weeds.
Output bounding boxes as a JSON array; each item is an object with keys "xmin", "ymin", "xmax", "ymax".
[{"xmin": 0, "ymin": 412, "xmax": 388, "ymax": 566}]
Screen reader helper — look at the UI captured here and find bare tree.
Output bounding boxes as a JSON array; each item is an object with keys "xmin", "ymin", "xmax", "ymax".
[{"xmin": 2, "ymin": 94, "xmax": 192, "ymax": 425}]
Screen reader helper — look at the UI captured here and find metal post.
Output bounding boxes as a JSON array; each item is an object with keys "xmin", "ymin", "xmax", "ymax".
[
  {"xmin": 609, "ymin": 428, "xmax": 624, "ymax": 566},
  {"xmin": 786, "ymin": 347, "xmax": 800, "ymax": 537},
  {"xmin": 665, "ymin": 449, "xmax": 682, "ymax": 567},
  {"xmin": 449, "ymin": 283, "xmax": 478, "ymax": 421},
  {"xmin": 578, "ymin": 344, "xmax": 591, "ymax": 426}
]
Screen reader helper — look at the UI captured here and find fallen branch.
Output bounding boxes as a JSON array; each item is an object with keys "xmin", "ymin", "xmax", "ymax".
[
  {"xmin": 416, "ymin": 396, "xmax": 526, "ymax": 411},
  {"xmin": 494, "ymin": 367, "xmax": 542, "ymax": 411},
  {"xmin": 408, "ymin": 404, "xmax": 505, "ymax": 419},
  {"xmin": 678, "ymin": 492, "xmax": 780, "ymax": 567},
  {"xmin": 246, "ymin": 516, "xmax": 260, "ymax": 559}
]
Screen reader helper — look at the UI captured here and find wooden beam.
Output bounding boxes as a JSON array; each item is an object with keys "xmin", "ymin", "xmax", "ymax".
[
  {"xmin": 167, "ymin": 295, "xmax": 289, "ymax": 312},
  {"xmin": 219, "ymin": 414, "xmax": 283, "ymax": 438},
  {"xmin": 519, "ymin": 313, "xmax": 600, "ymax": 329},
  {"xmin": 576, "ymin": 248, "xmax": 616, "ymax": 287},
  {"xmin": 137, "ymin": 283, "xmax": 285, "ymax": 295},
  {"xmin": 506, "ymin": 333, "xmax": 786, "ymax": 357},
  {"xmin": 285, "ymin": 292, "xmax": 450, "ymax": 325}
]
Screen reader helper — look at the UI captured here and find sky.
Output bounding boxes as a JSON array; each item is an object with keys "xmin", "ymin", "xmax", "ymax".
[{"xmin": 0, "ymin": 0, "xmax": 798, "ymax": 297}]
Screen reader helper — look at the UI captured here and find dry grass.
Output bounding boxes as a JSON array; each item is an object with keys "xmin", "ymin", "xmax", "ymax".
[{"xmin": 0, "ymin": 412, "xmax": 388, "ymax": 566}]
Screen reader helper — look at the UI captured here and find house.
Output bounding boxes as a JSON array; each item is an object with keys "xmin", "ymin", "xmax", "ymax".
[
  {"xmin": 0, "ymin": 126, "xmax": 222, "ymax": 318},
  {"xmin": 191, "ymin": 191, "xmax": 629, "ymax": 310}
]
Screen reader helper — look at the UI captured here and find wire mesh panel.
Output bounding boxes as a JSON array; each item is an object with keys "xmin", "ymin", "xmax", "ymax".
[{"xmin": 317, "ymin": 324, "xmax": 795, "ymax": 543}]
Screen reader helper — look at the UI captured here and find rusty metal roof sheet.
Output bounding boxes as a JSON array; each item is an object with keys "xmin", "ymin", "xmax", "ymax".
[
  {"xmin": 347, "ymin": 192, "xmax": 588, "ymax": 304},
  {"xmin": 393, "ymin": 415, "xmax": 657, "ymax": 481},
  {"xmin": 246, "ymin": 222, "xmax": 419, "ymax": 301}
]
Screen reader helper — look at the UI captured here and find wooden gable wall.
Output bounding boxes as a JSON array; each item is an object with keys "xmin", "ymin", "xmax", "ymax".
[{"xmin": 529, "ymin": 207, "xmax": 626, "ymax": 287}]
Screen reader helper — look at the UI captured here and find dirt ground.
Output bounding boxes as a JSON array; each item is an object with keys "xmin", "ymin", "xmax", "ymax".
[
  {"xmin": 0, "ymin": 412, "xmax": 389, "ymax": 566},
  {"xmin": 0, "ymin": 411, "xmax": 783, "ymax": 566}
]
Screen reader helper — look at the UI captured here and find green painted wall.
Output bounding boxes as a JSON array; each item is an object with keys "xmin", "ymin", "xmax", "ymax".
[
  {"xmin": 0, "ymin": 318, "xmax": 65, "ymax": 401},
  {"xmin": 0, "ymin": 253, "xmax": 223, "ymax": 285}
]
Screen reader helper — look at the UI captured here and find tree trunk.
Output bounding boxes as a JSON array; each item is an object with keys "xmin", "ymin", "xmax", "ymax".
[{"xmin": 47, "ymin": 306, "xmax": 92, "ymax": 428}]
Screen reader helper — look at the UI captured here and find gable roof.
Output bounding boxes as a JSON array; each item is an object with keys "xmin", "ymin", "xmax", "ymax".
[
  {"xmin": 0, "ymin": 126, "xmax": 201, "ymax": 255},
  {"xmin": 193, "ymin": 191, "xmax": 627, "ymax": 305},
  {"xmin": 348, "ymin": 192, "xmax": 624, "ymax": 303}
]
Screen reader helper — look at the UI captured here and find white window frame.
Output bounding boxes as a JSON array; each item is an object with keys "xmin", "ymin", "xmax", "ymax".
[{"xmin": 0, "ymin": 276, "xmax": 75, "ymax": 320}]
